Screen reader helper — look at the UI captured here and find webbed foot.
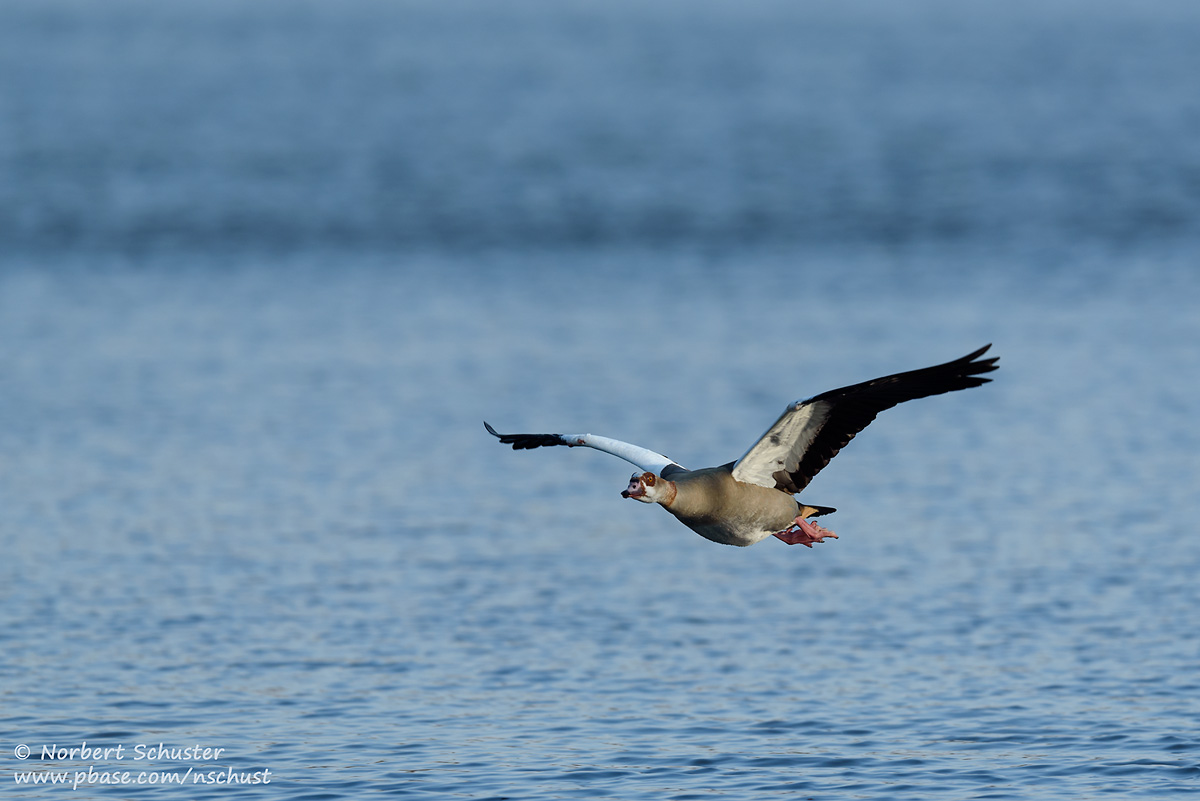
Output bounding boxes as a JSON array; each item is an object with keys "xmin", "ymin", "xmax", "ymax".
[{"xmin": 773, "ymin": 517, "xmax": 838, "ymax": 547}]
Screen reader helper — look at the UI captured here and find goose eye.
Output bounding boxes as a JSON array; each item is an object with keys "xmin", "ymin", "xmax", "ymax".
[{"xmin": 643, "ymin": 473, "xmax": 656, "ymax": 486}]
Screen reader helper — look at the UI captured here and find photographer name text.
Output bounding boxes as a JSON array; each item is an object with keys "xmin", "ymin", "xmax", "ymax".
[{"xmin": 38, "ymin": 742, "xmax": 225, "ymax": 762}]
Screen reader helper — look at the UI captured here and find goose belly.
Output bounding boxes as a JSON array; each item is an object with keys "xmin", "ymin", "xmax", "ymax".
[{"xmin": 684, "ymin": 519, "xmax": 777, "ymax": 547}]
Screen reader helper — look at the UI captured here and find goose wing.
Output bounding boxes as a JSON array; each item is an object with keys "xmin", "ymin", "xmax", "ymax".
[
  {"xmin": 485, "ymin": 422, "xmax": 687, "ymax": 477},
  {"xmin": 731, "ymin": 345, "xmax": 998, "ymax": 493}
]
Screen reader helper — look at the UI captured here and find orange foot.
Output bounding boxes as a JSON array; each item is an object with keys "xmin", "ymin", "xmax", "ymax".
[{"xmin": 773, "ymin": 518, "xmax": 838, "ymax": 547}]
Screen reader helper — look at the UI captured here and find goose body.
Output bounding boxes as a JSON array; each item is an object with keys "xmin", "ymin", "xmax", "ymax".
[
  {"xmin": 654, "ymin": 466, "xmax": 830, "ymax": 547},
  {"xmin": 487, "ymin": 345, "xmax": 998, "ymax": 547}
]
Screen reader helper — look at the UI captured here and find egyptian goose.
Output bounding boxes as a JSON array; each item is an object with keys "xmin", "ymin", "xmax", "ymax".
[{"xmin": 486, "ymin": 345, "xmax": 998, "ymax": 547}]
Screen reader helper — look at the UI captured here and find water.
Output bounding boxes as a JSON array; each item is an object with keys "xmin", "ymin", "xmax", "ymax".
[{"xmin": 2, "ymin": 1, "xmax": 1199, "ymax": 799}]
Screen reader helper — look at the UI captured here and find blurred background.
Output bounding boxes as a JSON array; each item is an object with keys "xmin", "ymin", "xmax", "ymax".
[{"xmin": 2, "ymin": 1, "xmax": 1197, "ymax": 798}]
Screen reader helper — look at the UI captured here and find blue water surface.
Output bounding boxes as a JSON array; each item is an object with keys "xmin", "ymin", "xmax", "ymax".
[{"xmin": 2, "ymin": 1, "xmax": 1198, "ymax": 799}]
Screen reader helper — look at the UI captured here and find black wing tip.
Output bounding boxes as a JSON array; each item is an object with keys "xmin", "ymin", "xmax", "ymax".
[
  {"xmin": 933, "ymin": 344, "xmax": 1000, "ymax": 391},
  {"xmin": 960, "ymin": 344, "xmax": 999, "ymax": 375},
  {"xmin": 484, "ymin": 421, "xmax": 564, "ymax": 450},
  {"xmin": 484, "ymin": 420, "xmax": 523, "ymax": 448},
  {"xmin": 934, "ymin": 345, "xmax": 997, "ymax": 386}
]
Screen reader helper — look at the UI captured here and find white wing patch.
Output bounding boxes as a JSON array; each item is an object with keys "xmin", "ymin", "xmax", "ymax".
[
  {"xmin": 730, "ymin": 400, "xmax": 830, "ymax": 489},
  {"xmin": 563, "ymin": 433, "xmax": 685, "ymax": 476}
]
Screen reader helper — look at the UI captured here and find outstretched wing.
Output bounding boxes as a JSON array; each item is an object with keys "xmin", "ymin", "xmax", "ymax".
[
  {"xmin": 485, "ymin": 422, "xmax": 687, "ymax": 476},
  {"xmin": 731, "ymin": 345, "xmax": 999, "ymax": 493}
]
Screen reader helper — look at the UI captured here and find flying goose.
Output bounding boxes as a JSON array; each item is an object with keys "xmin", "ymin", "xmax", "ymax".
[{"xmin": 486, "ymin": 345, "xmax": 997, "ymax": 547}]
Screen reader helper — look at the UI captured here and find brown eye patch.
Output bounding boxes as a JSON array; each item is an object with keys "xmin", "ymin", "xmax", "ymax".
[{"xmin": 643, "ymin": 473, "xmax": 656, "ymax": 486}]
